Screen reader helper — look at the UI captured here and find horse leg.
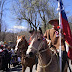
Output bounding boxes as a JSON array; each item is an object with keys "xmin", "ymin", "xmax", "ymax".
[
  {"xmin": 22, "ymin": 65, "xmax": 26, "ymax": 72},
  {"xmin": 30, "ymin": 66, "xmax": 33, "ymax": 72}
]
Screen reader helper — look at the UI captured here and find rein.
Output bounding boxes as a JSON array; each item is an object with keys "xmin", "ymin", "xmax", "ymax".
[{"xmin": 38, "ymin": 49, "xmax": 55, "ymax": 70}]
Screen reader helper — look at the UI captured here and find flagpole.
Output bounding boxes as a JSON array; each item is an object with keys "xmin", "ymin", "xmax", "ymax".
[{"xmin": 57, "ymin": 0, "xmax": 62, "ymax": 72}]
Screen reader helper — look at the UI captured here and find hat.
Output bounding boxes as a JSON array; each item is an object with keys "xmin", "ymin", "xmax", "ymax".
[{"xmin": 48, "ymin": 19, "xmax": 59, "ymax": 25}]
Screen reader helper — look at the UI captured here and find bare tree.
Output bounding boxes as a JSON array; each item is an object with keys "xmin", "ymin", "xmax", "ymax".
[
  {"xmin": 1, "ymin": 22, "xmax": 7, "ymax": 41},
  {"xmin": 0, "ymin": 0, "xmax": 9, "ymax": 41},
  {"xmin": 10, "ymin": 0, "xmax": 57, "ymax": 32},
  {"xmin": 0, "ymin": 0, "xmax": 6, "ymax": 32}
]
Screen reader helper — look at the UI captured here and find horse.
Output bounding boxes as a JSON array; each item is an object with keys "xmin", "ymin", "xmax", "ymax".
[
  {"xmin": 26, "ymin": 28, "xmax": 68, "ymax": 72},
  {"xmin": 15, "ymin": 35, "xmax": 36, "ymax": 72}
]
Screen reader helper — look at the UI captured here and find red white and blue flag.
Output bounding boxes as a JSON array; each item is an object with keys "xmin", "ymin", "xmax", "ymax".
[{"xmin": 57, "ymin": 0, "xmax": 72, "ymax": 60}]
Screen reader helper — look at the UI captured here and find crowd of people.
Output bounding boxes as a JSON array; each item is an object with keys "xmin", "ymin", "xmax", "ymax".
[{"xmin": 0, "ymin": 44, "xmax": 21, "ymax": 71}]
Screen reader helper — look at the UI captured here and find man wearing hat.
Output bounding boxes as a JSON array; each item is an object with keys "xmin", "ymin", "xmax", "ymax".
[{"xmin": 44, "ymin": 19, "xmax": 67, "ymax": 72}]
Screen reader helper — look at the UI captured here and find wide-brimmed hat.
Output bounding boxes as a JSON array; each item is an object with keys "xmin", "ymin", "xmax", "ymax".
[{"xmin": 48, "ymin": 19, "xmax": 59, "ymax": 25}]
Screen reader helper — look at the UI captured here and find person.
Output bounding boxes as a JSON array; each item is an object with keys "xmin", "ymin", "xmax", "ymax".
[
  {"xmin": 44, "ymin": 19, "xmax": 68, "ymax": 72},
  {"xmin": 3, "ymin": 45, "xmax": 9, "ymax": 52},
  {"xmin": 10, "ymin": 46, "xmax": 16, "ymax": 64},
  {"xmin": 3, "ymin": 45, "xmax": 9, "ymax": 71},
  {"xmin": 7, "ymin": 46, "xmax": 12, "ymax": 68},
  {"xmin": 11, "ymin": 46, "xmax": 15, "ymax": 55}
]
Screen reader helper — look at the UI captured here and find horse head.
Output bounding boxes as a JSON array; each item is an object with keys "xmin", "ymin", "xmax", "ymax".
[
  {"xmin": 26, "ymin": 27, "xmax": 48, "ymax": 57},
  {"xmin": 15, "ymin": 35, "xmax": 29, "ymax": 54}
]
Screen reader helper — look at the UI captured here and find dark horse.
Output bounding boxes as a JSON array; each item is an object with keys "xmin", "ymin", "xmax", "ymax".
[{"xmin": 15, "ymin": 35, "xmax": 36, "ymax": 72}]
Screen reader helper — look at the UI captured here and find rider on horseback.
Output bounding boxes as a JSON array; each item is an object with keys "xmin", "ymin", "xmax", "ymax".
[{"xmin": 44, "ymin": 19, "xmax": 68, "ymax": 72}]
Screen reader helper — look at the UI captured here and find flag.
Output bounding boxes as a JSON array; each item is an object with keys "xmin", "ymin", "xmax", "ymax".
[{"xmin": 57, "ymin": 0, "xmax": 72, "ymax": 60}]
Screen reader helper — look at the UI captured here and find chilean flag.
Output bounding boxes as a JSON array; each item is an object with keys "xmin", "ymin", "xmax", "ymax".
[{"xmin": 57, "ymin": 0, "xmax": 72, "ymax": 60}]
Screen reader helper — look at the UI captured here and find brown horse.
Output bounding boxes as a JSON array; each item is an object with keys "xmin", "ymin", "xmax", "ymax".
[
  {"xmin": 26, "ymin": 28, "xmax": 67, "ymax": 72},
  {"xmin": 15, "ymin": 35, "xmax": 36, "ymax": 72}
]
